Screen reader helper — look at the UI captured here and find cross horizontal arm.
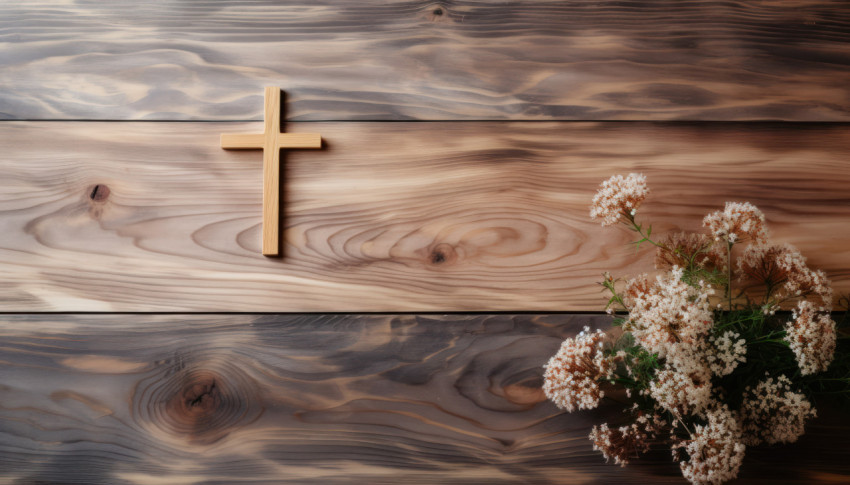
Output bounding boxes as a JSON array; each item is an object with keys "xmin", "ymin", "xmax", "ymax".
[
  {"xmin": 221, "ymin": 133, "xmax": 264, "ymax": 149},
  {"xmin": 221, "ymin": 133, "xmax": 322, "ymax": 149}
]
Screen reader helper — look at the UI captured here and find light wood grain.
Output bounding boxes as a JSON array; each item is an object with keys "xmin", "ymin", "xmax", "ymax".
[
  {"xmin": 2, "ymin": 1, "xmax": 850, "ymax": 121},
  {"xmin": 0, "ymin": 121, "xmax": 848, "ymax": 312},
  {"xmin": 0, "ymin": 314, "xmax": 847, "ymax": 484}
]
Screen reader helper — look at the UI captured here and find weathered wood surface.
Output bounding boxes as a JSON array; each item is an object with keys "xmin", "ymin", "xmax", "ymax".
[
  {"xmin": 3, "ymin": 1, "xmax": 850, "ymax": 121},
  {"xmin": 1, "ymin": 121, "xmax": 848, "ymax": 312},
  {"xmin": 0, "ymin": 314, "xmax": 847, "ymax": 484}
]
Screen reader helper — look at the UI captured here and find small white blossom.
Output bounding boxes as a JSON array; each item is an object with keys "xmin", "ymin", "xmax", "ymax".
[
  {"xmin": 648, "ymin": 369, "xmax": 712, "ymax": 417},
  {"xmin": 703, "ymin": 202, "xmax": 768, "ymax": 245},
  {"xmin": 741, "ymin": 374, "xmax": 817, "ymax": 446},
  {"xmin": 707, "ymin": 331, "xmax": 747, "ymax": 377},
  {"xmin": 543, "ymin": 327, "xmax": 613, "ymax": 412},
  {"xmin": 590, "ymin": 173, "xmax": 649, "ymax": 226},
  {"xmin": 785, "ymin": 300, "xmax": 836, "ymax": 375},
  {"xmin": 624, "ymin": 267, "xmax": 716, "ymax": 380},
  {"xmin": 675, "ymin": 404, "xmax": 746, "ymax": 485},
  {"xmin": 589, "ymin": 411, "xmax": 666, "ymax": 466}
]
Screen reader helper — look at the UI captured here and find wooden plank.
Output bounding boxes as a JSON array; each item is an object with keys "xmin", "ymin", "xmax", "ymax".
[
  {"xmin": 2, "ymin": 1, "xmax": 850, "ymax": 121},
  {"xmin": 0, "ymin": 314, "xmax": 848, "ymax": 484},
  {"xmin": 0, "ymin": 121, "xmax": 848, "ymax": 312}
]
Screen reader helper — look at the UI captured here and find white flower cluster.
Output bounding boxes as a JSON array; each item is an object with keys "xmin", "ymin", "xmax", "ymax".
[
  {"xmin": 589, "ymin": 410, "xmax": 666, "ymax": 466},
  {"xmin": 703, "ymin": 202, "xmax": 768, "ymax": 245},
  {"xmin": 545, "ymin": 175, "xmax": 837, "ymax": 485},
  {"xmin": 627, "ymin": 267, "xmax": 714, "ymax": 364},
  {"xmin": 648, "ymin": 369, "xmax": 712, "ymax": 417},
  {"xmin": 771, "ymin": 249, "xmax": 833, "ymax": 312},
  {"xmin": 706, "ymin": 331, "xmax": 747, "ymax": 377},
  {"xmin": 741, "ymin": 374, "xmax": 817, "ymax": 446},
  {"xmin": 785, "ymin": 300, "xmax": 836, "ymax": 375},
  {"xmin": 625, "ymin": 268, "xmax": 738, "ymax": 384},
  {"xmin": 589, "ymin": 423, "xmax": 639, "ymax": 467},
  {"xmin": 675, "ymin": 405, "xmax": 746, "ymax": 485},
  {"xmin": 543, "ymin": 327, "xmax": 612, "ymax": 412},
  {"xmin": 590, "ymin": 173, "xmax": 649, "ymax": 226}
]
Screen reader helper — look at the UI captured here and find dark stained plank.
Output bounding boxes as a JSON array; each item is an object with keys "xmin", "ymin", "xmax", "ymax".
[
  {"xmin": 0, "ymin": 314, "xmax": 848, "ymax": 484},
  {"xmin": 1, "ymin": 121, "xmax": 849, "ymax": 312},
  {"xmin": 2, "ymin": 1, "xmax": 850, "ymax": 121}
]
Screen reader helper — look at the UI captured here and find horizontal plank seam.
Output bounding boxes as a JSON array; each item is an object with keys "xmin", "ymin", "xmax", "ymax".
[
  {"xmin": 5, "ymin": 119, "xmax": 850, "ymax": 126},
  {"xmin": 0, "ymin": 310, "xmax": 614, "ymax": 316},
  {"xmin": 0, "ymin": 311, "xmax": 831, "ymax": 317}
]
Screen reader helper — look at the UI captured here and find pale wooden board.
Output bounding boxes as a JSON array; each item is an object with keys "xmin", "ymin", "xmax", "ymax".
[
  {"xmin": 2, "ymin": 1, "xmax": 850, "ymax": 121},
  {"xmin": 0, "ymin": 314, "xmax": 848, "ymax": 484},
  {"xmin": 0, "ymin": 121, "xmax": 848, "ymax": 312}
]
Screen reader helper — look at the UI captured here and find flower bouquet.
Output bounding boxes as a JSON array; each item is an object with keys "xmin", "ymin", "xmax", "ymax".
[{"xmin": 543, "ymin": 174, "xmax": 849, "ymax": 484}]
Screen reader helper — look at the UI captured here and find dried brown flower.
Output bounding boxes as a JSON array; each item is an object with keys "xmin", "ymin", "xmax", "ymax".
[
  {"xmin": 738, "ymin": 243, "xmax": 833, "ymax": 311},
  {"xmin": 656, "ymin": 232, "xmax": 727, "ymax": 272}
]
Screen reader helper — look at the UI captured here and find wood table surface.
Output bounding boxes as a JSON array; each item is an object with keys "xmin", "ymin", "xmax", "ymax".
[
  {"xmin": 1, "ymin": 121, "xmax": 848, "ymax": 312},
  {"xmin": 1, "ymin": 1, "xmax": 849, "ymax": 483},
  {"xmin": 2, "ymin": 314, "xmax": 849, "ymax": 484},
  {"xmin": 2, "ymin": 1, "xmax": 850, "ymax": 121}
]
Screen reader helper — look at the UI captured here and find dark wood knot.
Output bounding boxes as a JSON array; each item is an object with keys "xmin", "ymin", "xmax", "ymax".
[
  {"xmin": 429, "ymin": 243, "xmax": 457, "ymax": 266},
  {"xmin": 88, "ymin": 184, "xmax": 110, "ymax": 202},
  {"xmin": 433, "ymin": 8, "xmax": 443, "ymax": 16},
  {"xmin": 169, "ymin": 373, "xmax": 221, "ymax": 423},
  {"xmin": 133, "ymin": 361, "xmax": 264, "ymax": 446}
]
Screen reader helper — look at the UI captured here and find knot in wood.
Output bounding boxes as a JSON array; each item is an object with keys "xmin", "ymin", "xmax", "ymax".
[
  {"xmin": 429, "ymin": 243, "xmax": 457, "ymax": 266},
  {"xmin": 170, "ymin": 372, "xmax": 221, "ymax": 420},
  {"xmin": 428, "ymin": 5, "xmax": 447, "ymax": 21},
  {"xmin": 88, "ymin": 184, "xmax": 110, "ymax": 202},
  {"xmin": 133, "ymin": 360, "xmax": 264, "ymax": 446}
]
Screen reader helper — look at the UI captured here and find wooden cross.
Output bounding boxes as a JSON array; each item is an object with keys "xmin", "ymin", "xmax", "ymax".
[{"xmin": 220, "ymin": 87, "xmax": 322, "ymax": 256}]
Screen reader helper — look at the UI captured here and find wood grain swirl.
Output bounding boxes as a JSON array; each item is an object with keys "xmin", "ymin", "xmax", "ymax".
[
  {"xmin": 1, "ymin": 121, "xmax": 848, "ymax": 312},
  {"xmin": 0, "ymin": 314, "xmax": 848, "ymax": 484},
  {"xmin": 1, "ymin": 1, "xmax": 849, "ymax": 121}
]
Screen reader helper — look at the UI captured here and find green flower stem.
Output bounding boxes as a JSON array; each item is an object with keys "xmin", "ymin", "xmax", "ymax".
[
  {"xmin": 750, "ymin": 339, "xmax": 783, "ymax": 344},
  {"xmin": 607, "ymin": 377, "xmax": 640, "ymax": 386},
  {"xmin": 622, "ymin": 211, "xmax": 664, "ymax": 249},
  {"xmin": 726, "ymin": 240, "xmax": 734, "ymax": 311},
  {"xmin": 675, "ymin": 416, "xmax": 694, "ymax": 436},
  {"xmin": 716, "ymin": 314, "xmax": 758, "ymax": 328}
]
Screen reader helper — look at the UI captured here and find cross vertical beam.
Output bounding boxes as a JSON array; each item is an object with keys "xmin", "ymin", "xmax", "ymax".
[
  {"xmin": 262, "ymin": 87, "xmax": 282, "ymax": 256},
  {"xmin": 220, "ymin": 87, "xmax": 322, "ymax": 256}
]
